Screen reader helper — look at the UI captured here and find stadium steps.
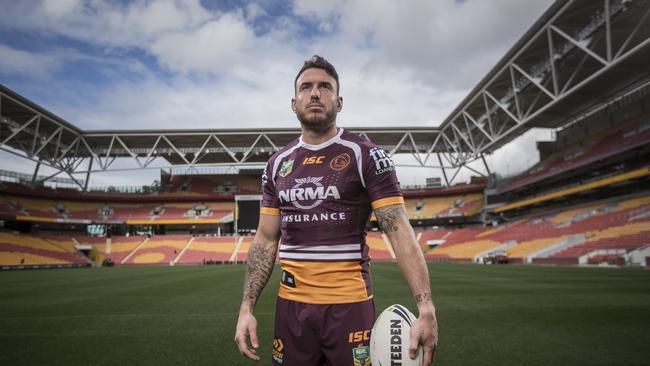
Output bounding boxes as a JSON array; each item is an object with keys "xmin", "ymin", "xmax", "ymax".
[
  {"xmin": 172, "ymin": 236, "xmax": 195, "ymax": 265},
  {"xmin": 120, "ymin": 237, "xmax": 149, "ymax": 264},
  {"xmin": 381, "ymin": 233, "xmax": 396, "ymax": 260},
  {"xmin": 529, "ymin": 234, "xmax": 586, "ymax": 261},
  {"xmin": 624, "ymin": 245, "xmax": 650, "ymax": 267},
  {"xmin": 69, "ymin": 237, "xmax": 95, "ymax": 266},
  {"xmin": 507, "ymin": 237, "xmax": 565, "ymax": 264},
  {"xmin": 229, "ymin": 236, "xmax": 246, "ymax": 262},
  {"xmin": 475, "ymin": 240, "xmax": 517, "ymax": 262},
  {"xmin": 579, "ymin": 248, "xmax": 626, "ymax": 265},
  {"xmin": 428, "ymin": 240, "xmax": 501, "ymax": 261},
  {"xmin": 47, "ymin": 237, "xmax": 94, "ymax": 266},
  {"xmin": 415, "ymin": 232, "xmax": 422, "ymax": 250}
]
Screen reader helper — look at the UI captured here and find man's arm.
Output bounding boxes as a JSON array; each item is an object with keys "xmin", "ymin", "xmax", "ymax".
[
  {"xmin": 375, "ymin": 203, "xmax": 438, "ymax": 365},
  {"xmin": 234, "ymin": 214, "xmax": 281, "ymax": 361}
]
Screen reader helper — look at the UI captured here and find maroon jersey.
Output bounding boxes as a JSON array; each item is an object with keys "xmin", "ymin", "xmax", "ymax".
[{"xmin": 261, "ymin": 128, "xmax": 403, "ymax": 304}]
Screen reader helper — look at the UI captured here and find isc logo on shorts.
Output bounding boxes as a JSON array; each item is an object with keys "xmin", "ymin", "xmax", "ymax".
[{"xmin": 348, "ymin": 330, "xmax": 370, "ymax": 343}]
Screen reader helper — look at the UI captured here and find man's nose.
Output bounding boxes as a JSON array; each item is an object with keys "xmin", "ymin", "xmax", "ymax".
[{"xmin": 310, "ymin": 86, "xmax": 320, "ymax": 99}]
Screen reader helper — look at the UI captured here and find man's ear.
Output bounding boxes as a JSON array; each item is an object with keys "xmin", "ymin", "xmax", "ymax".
[
  {"xmin": 291, "ymin": 98, "xmax": 297, "ymax": 113},
  {"xmin": 337, "ymin": 96, "xmax": 343, "ymax": 112}
]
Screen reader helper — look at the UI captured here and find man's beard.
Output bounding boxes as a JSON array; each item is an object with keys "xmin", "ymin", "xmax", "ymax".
[{"xmin": 296, "ymin": 107, "xmax": 337, "ymax": 133}]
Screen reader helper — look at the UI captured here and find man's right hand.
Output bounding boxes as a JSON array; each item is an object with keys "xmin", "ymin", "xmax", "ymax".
[{"xmin": 234, "ymin": 309, "xmax": 260, "ymax": 361}]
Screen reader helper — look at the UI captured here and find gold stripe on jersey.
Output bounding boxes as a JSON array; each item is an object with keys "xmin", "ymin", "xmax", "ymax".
[
  {"xmin": 371, "ymin": 196, "xmax": 404, "ymax": 210},
  {"xmin": 278, "ymin": 260, "xmax": 371, "ymax": 304},
  {"xmin": 260, "ymin": 207, "xmax": 280, "ymax": 216}
]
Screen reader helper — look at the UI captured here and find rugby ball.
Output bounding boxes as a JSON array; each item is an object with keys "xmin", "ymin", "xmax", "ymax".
[{"xmin": 370, "ymin": 304, "xmax": 423, "ymax": 366}]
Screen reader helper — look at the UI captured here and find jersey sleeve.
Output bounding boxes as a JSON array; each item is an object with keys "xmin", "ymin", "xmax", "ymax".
[
  {"xmin": 260, "ymin": 159, "xmax": 280, "ymax": 216},
  {"xmin": 363, "ymin": 145, "xmax": 404, "ymax": 210}
]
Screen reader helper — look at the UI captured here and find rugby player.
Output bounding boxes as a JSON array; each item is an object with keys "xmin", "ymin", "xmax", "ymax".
[{"xmin": 234, "ymin": 55, "xmax": 438, "ymax": 365}]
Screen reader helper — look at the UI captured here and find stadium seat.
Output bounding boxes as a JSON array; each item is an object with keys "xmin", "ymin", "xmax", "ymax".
[
  {"xmin": 175, "ymin": 236, "xmax": 238, "ymax": 264},
  {"xmin": 365, "ymin": 231, "xmax": 394, "ymax": 261},
  {"xmin": 0, "ymin": 232, "xmax": 87, "ymax": 265},
  {"xmin": 124, "ymin": 235, "xmax": 191, "ymax": 265}
]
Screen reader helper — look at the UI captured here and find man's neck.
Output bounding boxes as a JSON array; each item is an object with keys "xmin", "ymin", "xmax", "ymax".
[{"xmin": 300, "ymin": 123, "xmax": 338, "ymax": 145}]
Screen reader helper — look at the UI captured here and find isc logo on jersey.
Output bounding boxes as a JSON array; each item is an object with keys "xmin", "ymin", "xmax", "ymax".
[{"xmin": 278, "ymin": 176, "xmax": 340, "ymax": 209}]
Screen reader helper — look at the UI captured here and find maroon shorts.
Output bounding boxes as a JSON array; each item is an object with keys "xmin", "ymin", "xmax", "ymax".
[{"xmin": 272, "ymin": 297, "xmax": 375, "ymax": 366}]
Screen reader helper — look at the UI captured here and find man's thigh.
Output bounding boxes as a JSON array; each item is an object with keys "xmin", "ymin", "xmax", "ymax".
[
  {"xmin": 273, "ymin": 297, "xmax": 324, "ymax": 365},
  {"xmin": 273, "ymin": 298, "xmax": 375, "ymax": 366},
  {"xmin": 319, "ymin": 300, "xmax": 375, "ymax": 366}
]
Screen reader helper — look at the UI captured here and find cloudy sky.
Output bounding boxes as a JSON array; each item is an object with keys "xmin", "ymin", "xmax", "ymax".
[{"xmin": 0, "ymin": 0, "xmax": 555, "ymax": 188}]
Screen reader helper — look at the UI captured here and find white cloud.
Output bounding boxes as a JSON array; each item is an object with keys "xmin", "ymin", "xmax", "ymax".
[
  {"xmin": 245, "ymin": 3, "xmax": 268, "ymax": 21},
  {"xmin": 0, "ymin": 0, "xmax": 213, "ymax": 49},
  {"xmin": 150, "ymin": 13, "xmax": 254, "ymax": 74},
  {"xmin": 292, "ymin": 0, "xmax": 345, "ymax": 18},
  {"xmin": 291, "ymin": 0, "xmax": 554, "ymax": 90},
  {"xmin": 40, "ymin": 0, "xmax": 82, "ymax": 20},
  {"xmin": 0, "ymin": 0, "xmax": 561, "ymax": 186},
  {"xmin": 0, "ymin": 44, "xmax": 61, "ymax": 78}
]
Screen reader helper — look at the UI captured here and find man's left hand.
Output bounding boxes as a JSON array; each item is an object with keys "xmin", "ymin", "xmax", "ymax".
[{"xmin": 409, "ymin": 308, "xmax": 438, "ymax": 365}]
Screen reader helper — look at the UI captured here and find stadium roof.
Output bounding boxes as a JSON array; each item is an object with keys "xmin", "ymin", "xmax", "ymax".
[{"xmin": 1, "ymin": 0, "xmax": 649, "ymax": 189}]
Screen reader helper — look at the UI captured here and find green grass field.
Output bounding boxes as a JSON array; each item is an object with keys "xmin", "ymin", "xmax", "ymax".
[{"xmin": 1, "ymin": 263, "xmax": 649, "ymax": 365}]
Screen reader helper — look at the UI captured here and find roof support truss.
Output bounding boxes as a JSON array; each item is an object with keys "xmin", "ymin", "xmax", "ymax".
[
  {"xmin": 436, "ymin": 0, "xmax": 650, "ymax": 162},
  {"xmin": 2, "ymin": 0, "xmax": 648, "ymax": 186}
]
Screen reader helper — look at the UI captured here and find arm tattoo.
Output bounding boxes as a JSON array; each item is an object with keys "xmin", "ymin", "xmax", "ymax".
[
  {"xmin": 415, "ymin": 292, "xmax": 432, "ymax": 304},
  {"xmin": 242, "ymin": 241, "xmax": 276, "ymax": 305},
  {"xmin": 374, "ymin": 204, "xmax": 404, "ymax": 233}
]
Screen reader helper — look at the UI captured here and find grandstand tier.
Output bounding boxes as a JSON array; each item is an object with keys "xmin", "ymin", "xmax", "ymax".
[
  {"xmin": 0, "ymin": 192, "xmax": 235, "ymax": 224},
  {"xmin": 365, "ymin": 231, "xmax": 394, "ymax": 261},
  {"xmin": 497, "ymin": 115, "xmax": 650, "ymax": 194},
  {"xmin": 423, "ymin": 193, "xmax": 650, "ymax": 266},
  {"xmin": 175, "ymin": 236, "xmax": 238, "ymax": 264},
  {"xmin": 0, "ymin": 232, "xmax": 88, "ymax": 266}
]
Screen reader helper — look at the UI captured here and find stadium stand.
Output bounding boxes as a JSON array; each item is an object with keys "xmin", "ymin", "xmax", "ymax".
[
  {"xmin": 234, "ymin": 236, "xmax": 254, "ymax": 262},
  {"xmin": 0, "ymin": 192, "xmax": 235, "ymax": 225},
  {"xmin": 423, "ymin": 193, "xmax": 650, "ymax": 265},
  {"xmin": 494, "ymin": 166, "xmax": 650, "ymax": 213},
  {"xmin": 365, "ymin": 231, "xmax": 394, "ymax": 261},
  {"xmin": 165, "ymin": 175, "xmax": 261, "ymax": 195},
  {"xmin": 405, "ymin": 193, "xmax": 484, "ymax": 219},
  {"xmin": 175, "ymin": 236, "xmax": 238, "ymax": 264},
  {"xmin": 124, "ymin": 235, "xmax": 191, "ymax": 265},
  {"xmin": 497, "ymin": 115, "xmax": 650, "ymax": 195},
  {"xmin": 0, "ymin": 232, "xmax": 87, "ymax": 266},
  {"xmin": 100, "ymin": 236, "xmax": 147, "ymax": 264}
]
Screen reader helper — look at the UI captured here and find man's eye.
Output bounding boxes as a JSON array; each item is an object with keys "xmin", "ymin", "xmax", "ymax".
[{"xmin": 320, "ymin": 84, "xmax": 332, "ymax": 90}]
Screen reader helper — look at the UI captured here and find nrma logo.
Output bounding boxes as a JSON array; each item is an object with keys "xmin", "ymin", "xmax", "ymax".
[{"xmin": 278, "ymin": 177, "xmax": 340, "ymax": 209}]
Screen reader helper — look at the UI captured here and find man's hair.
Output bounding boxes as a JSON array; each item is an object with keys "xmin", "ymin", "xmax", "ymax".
[{"xmin": 294, "ymin": 55, "xmax": 340, "ymax": 95}]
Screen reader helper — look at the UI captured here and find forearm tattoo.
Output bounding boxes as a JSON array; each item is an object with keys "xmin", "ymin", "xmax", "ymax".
[
  {"xmin": 242, "ymin": 241, "xmax": 276, "ymax": 305},
  {"xmin": 374, "ymin": 204, "xmax": 404, "ymax": 233},
  {"xmin": 415, "ymin": 292, "xmax": 432, "ymax": 304}
]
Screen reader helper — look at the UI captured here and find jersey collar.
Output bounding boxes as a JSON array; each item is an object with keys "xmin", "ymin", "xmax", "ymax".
[{"xmin": 299, "ymin": 128, "xmax": 344, "ymax": 151}]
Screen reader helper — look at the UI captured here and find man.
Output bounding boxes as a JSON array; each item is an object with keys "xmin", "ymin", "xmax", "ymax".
[{"xmin": 234, "ymin": 55, "xmax": 438, "ymax": 365}]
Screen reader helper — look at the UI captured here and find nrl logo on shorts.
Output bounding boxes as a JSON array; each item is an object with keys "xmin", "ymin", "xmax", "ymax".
[
  {"xmin": 352, "ymin": 345, "xmax": 370, "ymax": 366},
  {"xmin": 278, "ymin": 160, "xmax": 294, "ymax": 177}
]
